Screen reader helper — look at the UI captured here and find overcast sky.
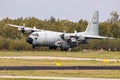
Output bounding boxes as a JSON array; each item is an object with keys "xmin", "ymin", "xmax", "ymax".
[{"xmin": 0, "ymin": 0, "xmax": 119, "ymax": 22}]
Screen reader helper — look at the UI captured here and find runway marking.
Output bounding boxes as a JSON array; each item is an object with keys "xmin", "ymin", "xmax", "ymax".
[
  {"xmin": 0, "ymin": 56, "xmax": 119, "ymax": 62},
  {"xmin": 0, "ymin": 75, "xmax": 119, "ymax": 80}
]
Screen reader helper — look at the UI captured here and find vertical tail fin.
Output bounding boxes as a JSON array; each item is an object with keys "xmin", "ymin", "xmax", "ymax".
[{"xmin": 85, "ymin": 11, "xmax": 99, "ymax": 35}]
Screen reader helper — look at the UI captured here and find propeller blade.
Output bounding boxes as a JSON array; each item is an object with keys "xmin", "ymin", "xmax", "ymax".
[
  {"xmin": 18, "ymin": 28, "xmax": 21, "ymax": 31},
  {"xmin": 74, "ymin": 30, "xmax": 77, "ymax": 34},
  {"xmin": 33, "ymin": 26, "xmax": 36, "ymax": 29},
  {"xmin": 23, "ymin": 23, "xmax": 25, "ymax": 27}
]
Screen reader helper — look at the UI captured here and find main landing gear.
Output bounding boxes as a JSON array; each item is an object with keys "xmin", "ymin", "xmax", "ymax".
[
  {"xmin": 49, "ymin": 46, "xmax": 57, "ymax": 50},
  {"xmin": 60, "ymin": 47, "xmax": 69, "ymax": 51}
]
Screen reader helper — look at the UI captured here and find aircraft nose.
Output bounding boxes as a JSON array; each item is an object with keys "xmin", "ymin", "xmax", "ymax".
[{"xmin": 26, "ymin": 37, "xmax": 33, "ymax": 44}]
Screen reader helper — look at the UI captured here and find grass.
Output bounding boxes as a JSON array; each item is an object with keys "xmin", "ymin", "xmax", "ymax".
[
  {"xmin": 0, "ymin": 59, "xmax": 120, "ymax": 66},
  {"xmin": 0, "ymin": 51, "xmax": 120, "ymax": 59},
  {"xmin": 0, "ymin": 70, "xmax": 120, "ymax": 78}
]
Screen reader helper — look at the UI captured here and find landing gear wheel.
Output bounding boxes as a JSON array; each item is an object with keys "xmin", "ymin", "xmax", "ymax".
[
  {"xmin": 32, "ymin": 45, "xmax": 36, "ymax": 49},
  {"xmin": 53, "ymin": 47, "xmax": 57, "ymax": 50},
  {"xmin": 60, "ymin": 47, "xmax": 69, "ymax": 51},
  {"xmin": 60, "ymin": 48, "xmax": 64, "ymax": 51},
  {"xmin": 49, "ymin": 47, "xmax": 53, "ymax": 49},
  {"xmin": 64, "ymin": 48, "xmax": 69, "ymax": 51},
  {"xmin": 49, "ymin": 46, "xmax": 57, "ymax": 50}
]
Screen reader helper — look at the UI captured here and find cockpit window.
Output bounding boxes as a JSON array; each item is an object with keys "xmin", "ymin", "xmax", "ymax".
[{"xmin": 31, "ymin": 33, "xmax": 39, "ymax": 37}]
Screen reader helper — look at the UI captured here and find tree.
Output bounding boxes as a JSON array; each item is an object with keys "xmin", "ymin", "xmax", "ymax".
[{"xmin": 108, "ymin": 11, "xmax": 119, "ymax": 23}]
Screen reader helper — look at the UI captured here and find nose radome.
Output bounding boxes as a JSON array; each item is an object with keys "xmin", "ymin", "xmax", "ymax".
[{"xmin": 26, "ymin": 37, "xmax": 33, "ymax": 44}]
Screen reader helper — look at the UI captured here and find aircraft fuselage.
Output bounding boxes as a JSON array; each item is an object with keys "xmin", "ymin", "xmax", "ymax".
[{"xmin": 26, "ymin": 31, "xmax": 84, "ymax": 51}]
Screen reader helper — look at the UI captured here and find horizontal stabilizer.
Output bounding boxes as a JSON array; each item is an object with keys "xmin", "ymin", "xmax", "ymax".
[{"xmin": 85, "ymin": 35, "xmax": 115, "ymax": 39}]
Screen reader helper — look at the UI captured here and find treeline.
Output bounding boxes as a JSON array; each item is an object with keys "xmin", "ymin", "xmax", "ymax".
[{"xmin": 0, "ymin": 17, "xmax": 120, "ymax": 51}]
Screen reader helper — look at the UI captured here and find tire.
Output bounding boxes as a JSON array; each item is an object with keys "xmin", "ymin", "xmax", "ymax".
[
  {"xmin": 32, "ymin": 45, "xmax": 36, "ymax": 49},
  {"xmin": 60, "ymin": 47, "xmax": 69, "ymax": 51}
]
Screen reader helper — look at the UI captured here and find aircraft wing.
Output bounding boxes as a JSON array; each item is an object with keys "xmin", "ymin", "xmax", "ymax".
[
  {"xmin": 6, "ymin": 24, "xmax": 38, "ymax": 30},
  {"xmin": 6, "ymin": 24, "xmax": 24, "ymax": 28},
  {"xmin": 6, "ymin": 24, "xmax": 41, "ymax": 34}
]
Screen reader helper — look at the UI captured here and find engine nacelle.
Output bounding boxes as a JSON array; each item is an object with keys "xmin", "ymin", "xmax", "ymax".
[
  {"xmin": 19, "ymin": 28, "xmax": 33, "ymax": 34},
  {"xmin": 64, "ymin": 35, "xmax": 71, "ymax": 40},
  {"xmin": 78, "ymin": 35, "xmax": 86, "ymax": 41},
  {"xmin": 61, "ymin": 34, "xmax": 70, "ymax": 40}
]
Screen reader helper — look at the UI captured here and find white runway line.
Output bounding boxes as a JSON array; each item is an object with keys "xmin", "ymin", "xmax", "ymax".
[
  {"xmin": 0, "ymin": 75, "xmax": 119, "ymax": 80},
  {"xmin": 0, "ymin": 56, "xmax": 119, "ymax": 62}
]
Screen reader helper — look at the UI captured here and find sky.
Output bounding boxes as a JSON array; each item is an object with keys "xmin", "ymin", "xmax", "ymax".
[{"xmin": 0, "ymin": 0, "xmax": 119, "ymax": 22}]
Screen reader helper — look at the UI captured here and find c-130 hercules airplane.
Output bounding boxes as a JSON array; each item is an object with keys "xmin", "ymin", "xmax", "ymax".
[{"xmin": 7, "ymin": 11, "xmax": 114, "ymax": 51}]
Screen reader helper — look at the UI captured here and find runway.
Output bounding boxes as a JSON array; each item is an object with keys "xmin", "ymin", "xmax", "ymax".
[{"xmin": 0, "ymin": 66, "xmax": 120, "ymax": 70}]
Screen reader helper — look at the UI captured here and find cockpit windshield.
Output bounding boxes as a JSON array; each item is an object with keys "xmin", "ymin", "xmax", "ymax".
[{"xmin": 31, "ymin": 33, "xmax": 39, "ymax": 37}]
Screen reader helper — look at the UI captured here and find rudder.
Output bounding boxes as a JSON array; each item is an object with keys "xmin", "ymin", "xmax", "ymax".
[{"xmin": 85, "ymin": 11, "xmax": 99, "ymax": 35}]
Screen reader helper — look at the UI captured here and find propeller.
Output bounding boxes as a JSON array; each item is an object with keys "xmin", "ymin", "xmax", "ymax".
[
  {"xmin": 21, "ymin": 23, "xmax": 25, "ymax": 33},
  {"xmin": 74, "ymin": 30, "xmax": 78, "ymax": 40},
  {"xmin": 31, "ymin": 26, "xmax": 37, "ymax": 32},
  {"xmin": 23, "ymin": 23, "xmax": 25, "ymax": 27},
  {"xmin": 33, "ymin": 26, "xmax": 36, "ymax": 29},
  {"xmin": 61, "ymin": 30, "xmax": 66, "ymax": 39},
  {"xmin": 74, "ymin": 30, "xmax": 77, "ymax": 36}
]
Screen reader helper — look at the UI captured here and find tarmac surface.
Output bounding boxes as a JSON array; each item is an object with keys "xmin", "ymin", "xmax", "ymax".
[
  {"xmin": 0, "ymin": 75, "xmax": 119, "ymax": 80},
  {"xmin": 0, "ymin": 66, "xmax": 120, "ymax": 70}
]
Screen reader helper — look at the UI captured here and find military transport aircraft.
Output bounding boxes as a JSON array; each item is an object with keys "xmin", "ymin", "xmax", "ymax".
[{"xmin": 6, "ymin": 11, "xmax": 113, "ymax": 51}]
